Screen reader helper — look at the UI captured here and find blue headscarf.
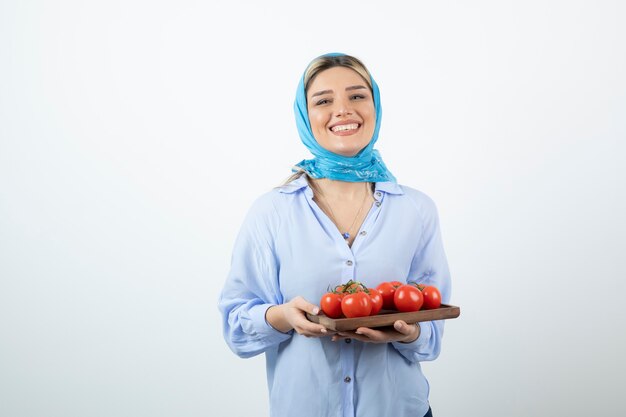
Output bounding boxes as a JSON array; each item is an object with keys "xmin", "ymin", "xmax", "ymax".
[{"xmin": 293, "ymin": 53, "xmax": 396, "ymax": 183}]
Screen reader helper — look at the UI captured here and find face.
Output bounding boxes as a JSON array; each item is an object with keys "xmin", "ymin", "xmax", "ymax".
[{"xmin": 306, "ymin": 66, "xmax": 376, "ymax": 157}]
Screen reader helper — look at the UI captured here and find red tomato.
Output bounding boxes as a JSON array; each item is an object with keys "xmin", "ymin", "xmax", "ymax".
[
  {"xmin": 320, "ymin": 292, "xmax": 343, "ymax": 318},
  {"xmin": 376, "ymin": 281, "xmax": 402, "ymax": 310},
  {"xmin": 341, "ymin": 292, "xmax": 372, "ymax": 318},
  {"xmin": 394, "ymin": 285, "xmax": 424, "ymax": 312},
  {"xmin": 421, "ymin": 285, "xmax": 442, "ymax": 310},
  {"xmin": 347, "ymin": 283, "xmax": 365, "ymax": 292},
  {"xmin": 367, "ymin": 288, "xmax": 383, "ymax": 315},
  {"xmin": 336, "ymin": 280, "xmax": 366, "ymax": 293}
]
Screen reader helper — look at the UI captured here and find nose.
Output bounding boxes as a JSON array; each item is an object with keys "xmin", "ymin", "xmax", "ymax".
[{"xmin": 334, "ymin": 97, "xmax": 353, "ymax": 117}]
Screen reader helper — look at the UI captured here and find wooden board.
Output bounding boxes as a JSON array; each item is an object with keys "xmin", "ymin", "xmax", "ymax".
[{"xmin": 306, "ymin": 304, "xmax": 460, "ymax": 332}]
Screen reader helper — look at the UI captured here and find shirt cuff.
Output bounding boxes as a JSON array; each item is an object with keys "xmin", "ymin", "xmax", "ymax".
[
  {"xmin": 247, "ymin": 303, "xmax": 293, "ymax": 340},
  {"xmin": 392, "ymin": 321, "xmax": 432, "ymax": 353}
]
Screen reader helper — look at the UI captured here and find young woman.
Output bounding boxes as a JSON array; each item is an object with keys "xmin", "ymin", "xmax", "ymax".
[{"xmin": 219, "ymin": 53, "xmax": 451, "ymax": 417}]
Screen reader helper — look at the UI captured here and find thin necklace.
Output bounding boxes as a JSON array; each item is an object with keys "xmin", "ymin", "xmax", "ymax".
[{"xmin": 316, "ymin": 183, "xmax": 370, "ymax": 241}]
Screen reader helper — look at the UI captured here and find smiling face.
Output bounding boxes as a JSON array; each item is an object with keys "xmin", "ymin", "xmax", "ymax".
[{"xmin": 306, "ymin": 66, "xmax": 376, "ymax": 157}]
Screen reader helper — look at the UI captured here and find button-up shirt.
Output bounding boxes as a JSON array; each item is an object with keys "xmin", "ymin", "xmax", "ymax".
[{"xmin": 219, "ymin": 175, "xmax": 451, "ymax": 417}]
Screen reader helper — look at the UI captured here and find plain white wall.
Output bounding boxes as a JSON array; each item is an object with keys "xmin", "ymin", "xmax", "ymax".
[{"xmin": 1, "ymin": 1, "xmax": 625, "ymax": 416}]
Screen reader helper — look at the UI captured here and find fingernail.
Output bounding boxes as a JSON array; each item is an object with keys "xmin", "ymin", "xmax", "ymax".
[
  {"xmin": 312, "ymin": 307, "xmax": 320, "ymax": 315},
  {"xmin": 394, "ymin": 322, "xmax": 402, "ymax": 330},
  {"xmin": 320, "ymin": 328, "xmax": 327, "ymax": 333},
  {"xmin": 355, "ymin": 330, "xmax": 362, "ymax": 335}
]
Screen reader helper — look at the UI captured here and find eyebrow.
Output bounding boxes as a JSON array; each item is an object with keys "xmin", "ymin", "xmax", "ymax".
[{"xmin": 310, "ymin": 85, "xmax": 368, "ymax": 98}]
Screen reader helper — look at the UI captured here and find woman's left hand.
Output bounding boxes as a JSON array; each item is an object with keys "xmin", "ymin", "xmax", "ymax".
[{"xmin": 331, "ymin": 320, "xmax": 420, "ymax": 344}]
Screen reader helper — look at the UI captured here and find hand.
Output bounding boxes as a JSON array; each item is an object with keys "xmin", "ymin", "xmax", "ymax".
[
  {"xmin": 331, "ymin": 320, "xmax": 420, "ymax": 344},
  {"xmin": 266, "ymin": 296, "xmax": 334, "ymax": 337}
]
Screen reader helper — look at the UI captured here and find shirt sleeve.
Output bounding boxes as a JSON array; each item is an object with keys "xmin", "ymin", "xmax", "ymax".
[
  {"xmin": 391, "ymin": 192, "xmax": 451, "ymax": 363},
  {"xmin": 218, "ymin": 193, "xmax": 292, "ymax": 358}
]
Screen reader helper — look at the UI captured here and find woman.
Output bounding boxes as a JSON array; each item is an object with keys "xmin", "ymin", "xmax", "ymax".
[{"xmin": 219, "ymin": 53, "xmax": 451, "ymax": 417}]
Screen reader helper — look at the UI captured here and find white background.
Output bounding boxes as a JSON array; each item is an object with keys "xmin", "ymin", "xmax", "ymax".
[{"xmin": 1, "ymin": 1, "xmax": 625, "ymax": 416}]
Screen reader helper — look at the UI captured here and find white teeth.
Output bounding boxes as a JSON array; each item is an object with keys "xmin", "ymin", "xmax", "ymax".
[{"xmin": 331, "ymin": 123, "xmax": 359, "ymax": 132}]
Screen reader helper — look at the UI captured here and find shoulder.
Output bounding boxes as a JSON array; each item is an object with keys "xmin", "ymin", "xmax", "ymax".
[
  {"xmin": 393, "ymin": 185, "xmax": 444, "ymax": 241},
  {"xmin": 241, "ymin": 177, "xmax": 308, "ymax": 233},
  {"xmin": 378, "ymin": 181, "xmax": 438, "ymax": 212},
  {"xmin": 232, "ymin": 190, "xmax": 282, "ymax": 248},
  {"xmin": 398, "ymin": 184, "xmax": 438, "ymax": 213},
  {"xmin": 244, "ymin": 190, "xmax": 282, "ymax": 227},
  {"xmin": 379, "ymin": 182, "xmax": 440, "ymax": 225}
]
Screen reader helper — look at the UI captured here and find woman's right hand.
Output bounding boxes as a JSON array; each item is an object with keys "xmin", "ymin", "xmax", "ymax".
[{"xmin": 266, "ymin": 296, "xmax": 332, "ymax": 337}]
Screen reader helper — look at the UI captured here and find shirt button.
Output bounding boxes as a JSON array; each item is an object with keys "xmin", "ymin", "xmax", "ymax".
[
  {"xmin": 346, "ymin": 260, "xmax": 353, "ymax": 266},
  {"xmin": 345, "ymin": 338, "xmax": 351, "ymax": 343},
  {"xmin": 344, "ymin": 376, "xmax": 351, "ymax": 383},
  {"xmin": 375, "ymin": 201, "xmax": 381, "ymax": 207},
  {"xmin": 375, "ymin": 191, "xmax": 381, "ymax": 197},
  {"xmin": 359, "ymin": 231, "xmax": 367, "ymax": 236}
]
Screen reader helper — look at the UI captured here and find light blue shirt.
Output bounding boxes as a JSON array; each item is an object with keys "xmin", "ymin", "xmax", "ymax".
[{"xmin": 219, "ymin": 175, "xmax": 451, "ymax": 417}]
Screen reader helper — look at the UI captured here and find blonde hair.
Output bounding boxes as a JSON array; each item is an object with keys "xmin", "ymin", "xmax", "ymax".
[
  {"xmin": 280, "ymin": 168, "xmax": 308, "ymax": 187},
  {"xmin": 304, "ymin": 54, "xmax": 373, "ymax": 96}
]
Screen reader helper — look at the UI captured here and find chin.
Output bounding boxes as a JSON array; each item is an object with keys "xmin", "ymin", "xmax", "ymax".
[
  {"xmin": 334, "ymin": 148, "xmax": 364, "ymax": 157},
  {"xmin": 340, "ymin": 143, "xmax": 369, "ymax": 157},
  {"xmin": 318, "ymin": 135, "xmax": 369, "ymax": 157}
]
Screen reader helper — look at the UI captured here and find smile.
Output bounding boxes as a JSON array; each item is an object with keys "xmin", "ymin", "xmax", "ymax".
[{"xmin": 330, "ymin": 123, "xmax": 360, "ymax": 133}]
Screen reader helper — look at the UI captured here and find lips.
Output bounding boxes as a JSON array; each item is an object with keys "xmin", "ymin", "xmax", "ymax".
[
  {"xmin": 330, "ymin": 123, "xmax": 359, "ymax": 132},
  {"xmin": 329, "ymin": 120, "xmax": 362, "ymax": 134}
]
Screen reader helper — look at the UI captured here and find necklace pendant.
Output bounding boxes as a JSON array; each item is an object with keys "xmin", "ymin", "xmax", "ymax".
[{"xmin": 342, "ymin": 232, "xmax": 350, "ymax": 240}]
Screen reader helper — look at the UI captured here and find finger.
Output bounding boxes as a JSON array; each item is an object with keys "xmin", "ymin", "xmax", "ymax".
[
  {"xmin": 295, "ymin": 328, "xmax": 327, "ymax": 337},
  {"xmin": 295, "ymin": 324, "xmax": 328, "ymax": 336},
  {"xmin": 342, "ymin": 330, "xmax": 375, "ymax": 341},
  {"xmin": 393, "ymin": 320, "xmax": 416, "ymax": 336},
  {"xmin": 292, "ymin": 296, "xmax": 320, "ymax": 316},
  {"xmin": 331, "ymin": 333, "xmax": 347, "ymax": 342},
  {"xmin": 354, "ymin": 327, "xmax": 387, "ymax": 342},
  {"xmin": 293, "ymin": 316, "xmax": 329, "ymax": 336},
  {"xmin": 354, "ymin": 327, "xmax": 377, "ymax": 337},
  {"xmin": 332, "ymin": 331, "xmax": 358, "ymax": 342},
  {"xmin": 344, "ymin": 331, "xmax": 380, "ymax": 343}
]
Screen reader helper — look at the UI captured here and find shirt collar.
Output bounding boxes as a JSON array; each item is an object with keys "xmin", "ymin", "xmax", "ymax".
[
  {"xmin": 375, "ymin": 181, "xmax": 404, "ymax": 195},
  {"xmin": 278, "ymin": 175, "xmax": 404, "ymax": 196},
  {"xmin": 278, "ymin": 174, "xmax": 310, "ymax": 194}
]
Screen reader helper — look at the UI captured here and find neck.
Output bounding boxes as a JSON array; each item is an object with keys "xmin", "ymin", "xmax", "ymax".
[{"xmin": 310, "ymin": 178, "xmax": 371, "ymax": 200}]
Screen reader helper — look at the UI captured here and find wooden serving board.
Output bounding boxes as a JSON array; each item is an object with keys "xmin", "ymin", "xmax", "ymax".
[{"xmin": 306, "ymin": 304, "xmax": 460, "ymax": 332}]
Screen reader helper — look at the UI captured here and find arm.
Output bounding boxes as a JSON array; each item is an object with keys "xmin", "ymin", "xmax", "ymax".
[
  {"xmin": 218, "ymin": 195, "xmax": 329, "ymax": 358},
  {"xmin": 218, "ymin": 195, "xmax": 291, "ymax": 358},
  {"xmin": 391, "ymin": 193, "xmax": 451, "ymax": 363}
]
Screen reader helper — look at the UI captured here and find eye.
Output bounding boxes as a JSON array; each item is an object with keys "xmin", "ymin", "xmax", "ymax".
[
  {"xmin": 350, "ymin": 94, "xmax": 366, "ymax": 100},
  {"xmin": 315, "ymin": 98, "xmax": 331, "ymax": 106}
]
